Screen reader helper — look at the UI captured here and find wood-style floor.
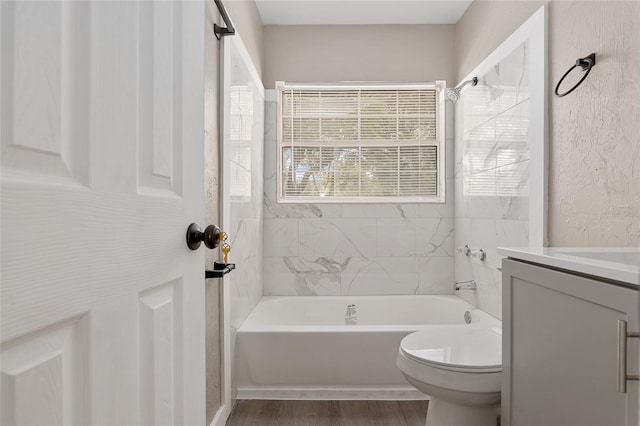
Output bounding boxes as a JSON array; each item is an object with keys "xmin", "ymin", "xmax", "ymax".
[{"xmin": 226, "ymin": 400, "xmax": 428, "ymax": 426}]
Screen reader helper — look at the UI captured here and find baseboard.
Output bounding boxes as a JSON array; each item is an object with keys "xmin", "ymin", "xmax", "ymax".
[
  {"xmin": 210, "ymin": 403, "xmax": 232, "ymax": 426},
  {"xmin": 236, "ymin": 386, "xmax": 429, "ymax": 401}
]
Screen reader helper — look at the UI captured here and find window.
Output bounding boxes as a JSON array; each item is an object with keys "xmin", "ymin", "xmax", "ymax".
[{"xmin": 277, "ymin": 82, "xmax": 446, "ymax": 203}]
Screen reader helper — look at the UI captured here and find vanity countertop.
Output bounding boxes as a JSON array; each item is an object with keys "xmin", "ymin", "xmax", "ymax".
[{"xmin": 496, "ymin": 247, "xmax": 640, "ymax": 286}]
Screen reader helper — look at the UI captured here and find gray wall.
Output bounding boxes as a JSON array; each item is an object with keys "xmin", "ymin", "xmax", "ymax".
[
  {"xmin": 455, "ymin": 1, "xmax": 640, "ymax": 247},
  {"xmin": 226, "ymin": 0, "xmax": 264, "ymax": 76},
  {"xmin": 455, "ymin": 1, "xmax": 544, "ymax": 83},
  {"xmin": 263, "ymin": 25, "xmax": 456, "ymax": 88}
]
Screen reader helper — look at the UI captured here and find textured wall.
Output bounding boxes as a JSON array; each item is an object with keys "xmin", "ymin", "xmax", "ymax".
[
  {"xmin": 455, "ymin": 1, "xmax": 640, "ymax": 247},
  {"xmin": 548, "ymin": 1, "xmax": 639, "ymax": 246},
  {"xmin": 263, "ymin": 25, "xmax": 455, "ymax": 89},
  {"xmin": 263, "ymin": 92, "xmax": 456, "ymax": 296}
]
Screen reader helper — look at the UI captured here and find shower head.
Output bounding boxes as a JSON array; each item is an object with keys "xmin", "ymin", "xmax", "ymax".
[
  {"xmin": 445, "ymin": 88, "xmax": 461, "ymax": 103},
  {"xmin": 445, "ymin": 77, "xmax": 478, "ymax": 103}
]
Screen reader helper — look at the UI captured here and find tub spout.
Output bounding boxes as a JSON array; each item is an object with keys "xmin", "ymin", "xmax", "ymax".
[{"xmin": 454, "ymin": 280, "xmax": 477, "ymax": 291}]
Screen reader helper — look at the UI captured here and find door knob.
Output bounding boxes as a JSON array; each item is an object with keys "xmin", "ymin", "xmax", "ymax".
[{"xmin": 186, "ymin": 223, "xmax": 223, "ymax": 250}]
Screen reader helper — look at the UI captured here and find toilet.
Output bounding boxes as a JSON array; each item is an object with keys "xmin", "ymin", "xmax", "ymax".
[{"xmin": 397, "ymin": 326, "xmax": 502, "ymax": 426}]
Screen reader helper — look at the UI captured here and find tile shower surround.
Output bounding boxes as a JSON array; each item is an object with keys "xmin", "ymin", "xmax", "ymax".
[
  {"xmin": 453, "ymin": 43, "xmax": 531, "ymax": 319},
  {"xmin": 227, "ymin": 39, "xmax": 265, "ymax": 331},
  {"xmin": 263, "ymin": 92, "xmax": 456, "ymax": 297},
  {"xmin": 263, "ymin": 40, "xmax": 529, "ymax": 310}
]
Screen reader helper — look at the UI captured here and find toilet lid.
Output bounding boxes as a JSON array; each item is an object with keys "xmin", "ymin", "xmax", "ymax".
[{"xmin": 400, "ymin": 326, "xmax": 502, "ymax": 373}]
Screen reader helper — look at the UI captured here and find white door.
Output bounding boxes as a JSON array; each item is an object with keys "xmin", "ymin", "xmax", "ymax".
[{"xmin": 0, "ymin": 1, "xmax": 206, "ymax": 425}]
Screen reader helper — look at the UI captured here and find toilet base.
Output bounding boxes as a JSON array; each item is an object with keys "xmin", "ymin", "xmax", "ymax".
[{"xmin": 426, "ymin": 398, "xmax": 497, "ymax": 426}]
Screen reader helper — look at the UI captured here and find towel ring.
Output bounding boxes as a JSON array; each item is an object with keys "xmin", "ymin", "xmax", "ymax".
[{"xmin": 555, "ymin": 53, "xmax": 596, "ymax": 97}]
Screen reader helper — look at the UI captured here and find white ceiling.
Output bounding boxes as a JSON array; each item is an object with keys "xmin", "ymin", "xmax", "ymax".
[{"xmin": 254, "ymin": 0, "xmax": 473, "ymax": 25}]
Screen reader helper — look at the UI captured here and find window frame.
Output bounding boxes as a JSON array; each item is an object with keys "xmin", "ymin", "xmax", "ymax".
[{"xmin": 276, "ymin": 81, "xmax": 447, "ymax": 204}]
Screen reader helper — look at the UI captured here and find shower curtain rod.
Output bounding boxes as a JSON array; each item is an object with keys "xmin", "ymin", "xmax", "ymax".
[{"xmin": 213, "ymin": 0, "xmax": 235, "ymax": 39}]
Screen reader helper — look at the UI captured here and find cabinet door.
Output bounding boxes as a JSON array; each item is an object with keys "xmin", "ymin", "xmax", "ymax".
[{"xmin": 503, "ymin": 259, "xmax": 639, "ymax": 426}]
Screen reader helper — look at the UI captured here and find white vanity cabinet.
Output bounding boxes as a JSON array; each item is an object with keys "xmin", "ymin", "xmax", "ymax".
[{"xmin": 502, "ymin": 258, "xmax": 639, "ymax": 426}]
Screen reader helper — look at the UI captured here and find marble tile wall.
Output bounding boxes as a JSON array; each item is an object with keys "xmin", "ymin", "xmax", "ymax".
[
  {"xmin": 227, "ymin": 38, "xmax": 265, "ymax": 330},
  {"xmin": 263, "ymin": 91, "xmax": 456, "ymax": 296},
  {"xmin": 453, "ymin": 43, "xmax": 531, "ymax": 319}
]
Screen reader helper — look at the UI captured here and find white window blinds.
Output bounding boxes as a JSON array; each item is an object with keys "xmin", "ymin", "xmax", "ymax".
[{"xmin": 277, "ymin": 83, "xmax": 445, "ymax": 203}]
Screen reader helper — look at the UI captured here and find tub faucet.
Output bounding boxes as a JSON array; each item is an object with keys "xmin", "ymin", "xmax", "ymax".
[{"xmin": 454, "ymin": 280, "xmax": 477, "ymax": 291}]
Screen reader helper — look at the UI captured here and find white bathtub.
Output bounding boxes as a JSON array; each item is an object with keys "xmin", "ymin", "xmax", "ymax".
[{"xmin": 235, "ymin": 295, "xmax": 501, "ymax": 400}]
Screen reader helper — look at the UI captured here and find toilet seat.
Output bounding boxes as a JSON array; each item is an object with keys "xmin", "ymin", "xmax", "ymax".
[
  {"xmin": 400, "ymin": 326, "xmax": 502, "ymax": 373},
  {"xmin": 397, "ymin": 325, "xmax": 503, "ymax": 419}
]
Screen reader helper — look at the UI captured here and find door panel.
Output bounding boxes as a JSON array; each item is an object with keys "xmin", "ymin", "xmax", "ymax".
[
  {"xmin": 137, "ymin": 0, "xmax": 183, "ymax": 197},
  {"xmin": 139, "ymin": 280, "xmax": 183, "ymax": 426},
  {"xmin": 1, "ymin": 1, "xmax": 91, "ymax": 185},
  {"xmin": 1, "ymin": 1, "xmax": 206, "ymax": 424},
  {"xmin": 1, "ymin": 316, "xmax": 90, "ymax": 425}
]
